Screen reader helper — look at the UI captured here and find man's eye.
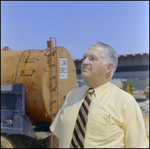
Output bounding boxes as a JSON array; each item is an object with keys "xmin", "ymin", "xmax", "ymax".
[{"xmin": 91, "ymin": 57, "xmax": 95, "ymax": 60}]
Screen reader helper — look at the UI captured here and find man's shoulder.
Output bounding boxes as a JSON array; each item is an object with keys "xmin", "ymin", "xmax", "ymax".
[
  {"xmin": 110, "ymin": 83, "xmax": 135, "ymax": 101},
  {"xmin": 63, "ymin": 85, "xmax": 87, "ymax": 107}
]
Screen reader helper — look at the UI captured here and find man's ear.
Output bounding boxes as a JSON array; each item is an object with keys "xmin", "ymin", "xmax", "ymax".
[{"xmin": 106, "ymin": 63, "xmax": 114, "ymax": 74}]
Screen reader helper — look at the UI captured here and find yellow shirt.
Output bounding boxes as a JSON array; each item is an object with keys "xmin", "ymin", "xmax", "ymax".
[{"xmin": 50, "ymin": 82, "xmax": 149, "ymax": 148}]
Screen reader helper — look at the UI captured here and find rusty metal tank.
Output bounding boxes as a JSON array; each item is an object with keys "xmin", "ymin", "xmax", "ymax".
[{"xmin": 1, "ymin": 38, "xmax": 77, "ymax": 123}]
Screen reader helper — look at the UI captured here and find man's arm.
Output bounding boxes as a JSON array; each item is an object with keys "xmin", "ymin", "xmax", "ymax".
[{"xmin": 124, "ymin": 98, "xmax": 149, "ymax": 148}]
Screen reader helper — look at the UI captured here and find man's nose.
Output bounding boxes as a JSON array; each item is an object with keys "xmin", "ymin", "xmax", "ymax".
[{"xmin": 82, "ymin": 57, "xmax": 90, "ymax": 65}]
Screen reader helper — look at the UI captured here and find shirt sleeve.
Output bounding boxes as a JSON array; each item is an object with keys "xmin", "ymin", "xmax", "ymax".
[
  {"xmin": 50, "ymin": 90, "xmax": 72, "ymax": 138},
  {"xmin": 124, "ymin": 97, "xmax": 149, "ymax": 148},
  {"xmin": 50, "ymin": 106, "xmax": 62, "ymax": 138}
]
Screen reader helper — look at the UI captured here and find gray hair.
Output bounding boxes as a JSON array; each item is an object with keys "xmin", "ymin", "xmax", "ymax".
[{"xmin": 90, "ymin": 42, "xmax": 118, "ymax": 78}]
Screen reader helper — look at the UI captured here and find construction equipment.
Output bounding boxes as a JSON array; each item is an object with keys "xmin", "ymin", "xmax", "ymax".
[
  {"xmin": 122, "ymin": 84, "xmax": 134, "ymax": 95},
  {"xmin": 1, "ymin": 37, "xmax": 77, "ymax": 148}
]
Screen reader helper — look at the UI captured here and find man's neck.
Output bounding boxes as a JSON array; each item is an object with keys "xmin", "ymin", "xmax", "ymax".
[{"xmin": 85, "ymin": 80, "xmax": 110, "ymax": 89}]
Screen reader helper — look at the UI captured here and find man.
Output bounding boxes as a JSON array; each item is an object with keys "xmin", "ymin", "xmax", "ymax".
[{"xmin": 50, "ymin": 42, "xmax": 149, "ymax": 148}]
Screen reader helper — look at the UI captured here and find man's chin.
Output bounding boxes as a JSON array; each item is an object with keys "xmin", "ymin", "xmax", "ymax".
[{"xmin": 81, "ymin": 73, "xmax": 89, "ymax": 79}]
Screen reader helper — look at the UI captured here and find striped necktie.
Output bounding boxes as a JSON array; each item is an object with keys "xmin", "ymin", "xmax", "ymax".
[{"xmin": 70, "ymin": 88, "xmax": 95, "ymax": 148}]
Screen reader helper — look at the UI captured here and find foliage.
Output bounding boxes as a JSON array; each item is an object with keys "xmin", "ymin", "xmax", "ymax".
[{"xmin": 123, "ymin": 78, "xmax": 149, "ymax": 90}]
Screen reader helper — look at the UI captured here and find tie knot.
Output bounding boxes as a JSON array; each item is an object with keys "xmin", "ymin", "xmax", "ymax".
[{"xmin": 87, "ymin": 88, "xmax": 95, "ymax": 96}]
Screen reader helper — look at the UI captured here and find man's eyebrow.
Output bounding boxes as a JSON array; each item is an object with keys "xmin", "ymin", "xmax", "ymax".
[
  {"xmin": 90, "ymin": 55, "xmax": 97, "ymax": 57},
  {"xmin": 83, "ymin": 54, "xmax": 99, "ymax": 60},
  {"xmin": 86, "ymin": 54, "xmax": 98, "ymax": 57}
]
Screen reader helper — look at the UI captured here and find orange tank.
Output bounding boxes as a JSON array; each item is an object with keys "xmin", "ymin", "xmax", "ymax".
[{"xmin": 1, "ymin": 38, "xmax": 77, "ymax": 123}]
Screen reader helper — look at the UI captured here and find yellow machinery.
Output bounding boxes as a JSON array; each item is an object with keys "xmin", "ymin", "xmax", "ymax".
[
  {"xmin": 122, "ymin": 84, "xmax": 134, "ymax": 96},
  {"xmin": 1, "ymin": 37, "xmax": 77, "ymax": 124}
]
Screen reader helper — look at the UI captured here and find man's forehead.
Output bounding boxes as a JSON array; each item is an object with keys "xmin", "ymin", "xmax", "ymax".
[
  {"xmin": 84, "ymin": 46, "xmax": 104, "ymax": 54},
  {"xmin": 83, "ymin": 48, "xmax": 104, "ymax": 58},
  {"xmin": 88, "ymin": 45, "xmax": 105, "ymax": 51}
]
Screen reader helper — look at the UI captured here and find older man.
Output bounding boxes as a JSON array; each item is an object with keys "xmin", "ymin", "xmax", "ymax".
[{"xmin": 50, "ymin": 42, "xmax": 149, "ymax": 148}]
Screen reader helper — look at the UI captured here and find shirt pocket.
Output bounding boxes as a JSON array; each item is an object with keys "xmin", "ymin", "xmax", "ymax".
[{"xmin": 88, "ymin": 114, "xmax": 110, "ymax": 141}]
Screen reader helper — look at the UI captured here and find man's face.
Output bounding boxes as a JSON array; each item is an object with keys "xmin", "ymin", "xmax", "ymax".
[{"xmin": 81, "ymin": 46, "xmax": 106, "ymax": 82}]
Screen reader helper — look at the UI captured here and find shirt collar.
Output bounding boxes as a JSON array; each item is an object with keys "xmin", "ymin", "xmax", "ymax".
[{"xmin": 86, "ymin": 81, "xmax": 111, "ymax": 100}]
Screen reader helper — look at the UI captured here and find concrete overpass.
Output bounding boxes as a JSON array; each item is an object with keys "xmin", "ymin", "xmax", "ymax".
[
  {"xmin": 74, "ymin": 53, "xmax": 149, "ymax": 87},
  {"xmin": 74, "ymin": 53, "xmax": 149, "ymax": 79}
]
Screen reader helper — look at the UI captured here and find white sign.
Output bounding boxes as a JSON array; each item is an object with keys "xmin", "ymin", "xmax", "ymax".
[{"xmin": 59, "ymin": 58, "xmax": 67, "ymax": 79}]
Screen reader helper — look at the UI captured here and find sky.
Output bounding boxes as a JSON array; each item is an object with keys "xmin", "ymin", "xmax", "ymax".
[{"xmin": 1, "ymin": 1, "xmax": 149, "ymax": 60}]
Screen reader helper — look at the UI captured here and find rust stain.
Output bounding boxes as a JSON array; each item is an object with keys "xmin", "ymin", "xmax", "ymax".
[
  {"xmin": 29, "ymin": 82, "xmax": 37, "ymax": 92},
  {"xmin": 33, "ymin": 100, "xmax": 37, "ymax": 104},
  {"xmin": 35, "ymin": 106, "xmax": 43, "ymax": 114},
  {"xmin": 47, "ymin": 80, "xmax": 50, "ymax": 89},
  {"xmin": 22, "ymin": 77, "xmax": 37, "ymax": 92}
]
